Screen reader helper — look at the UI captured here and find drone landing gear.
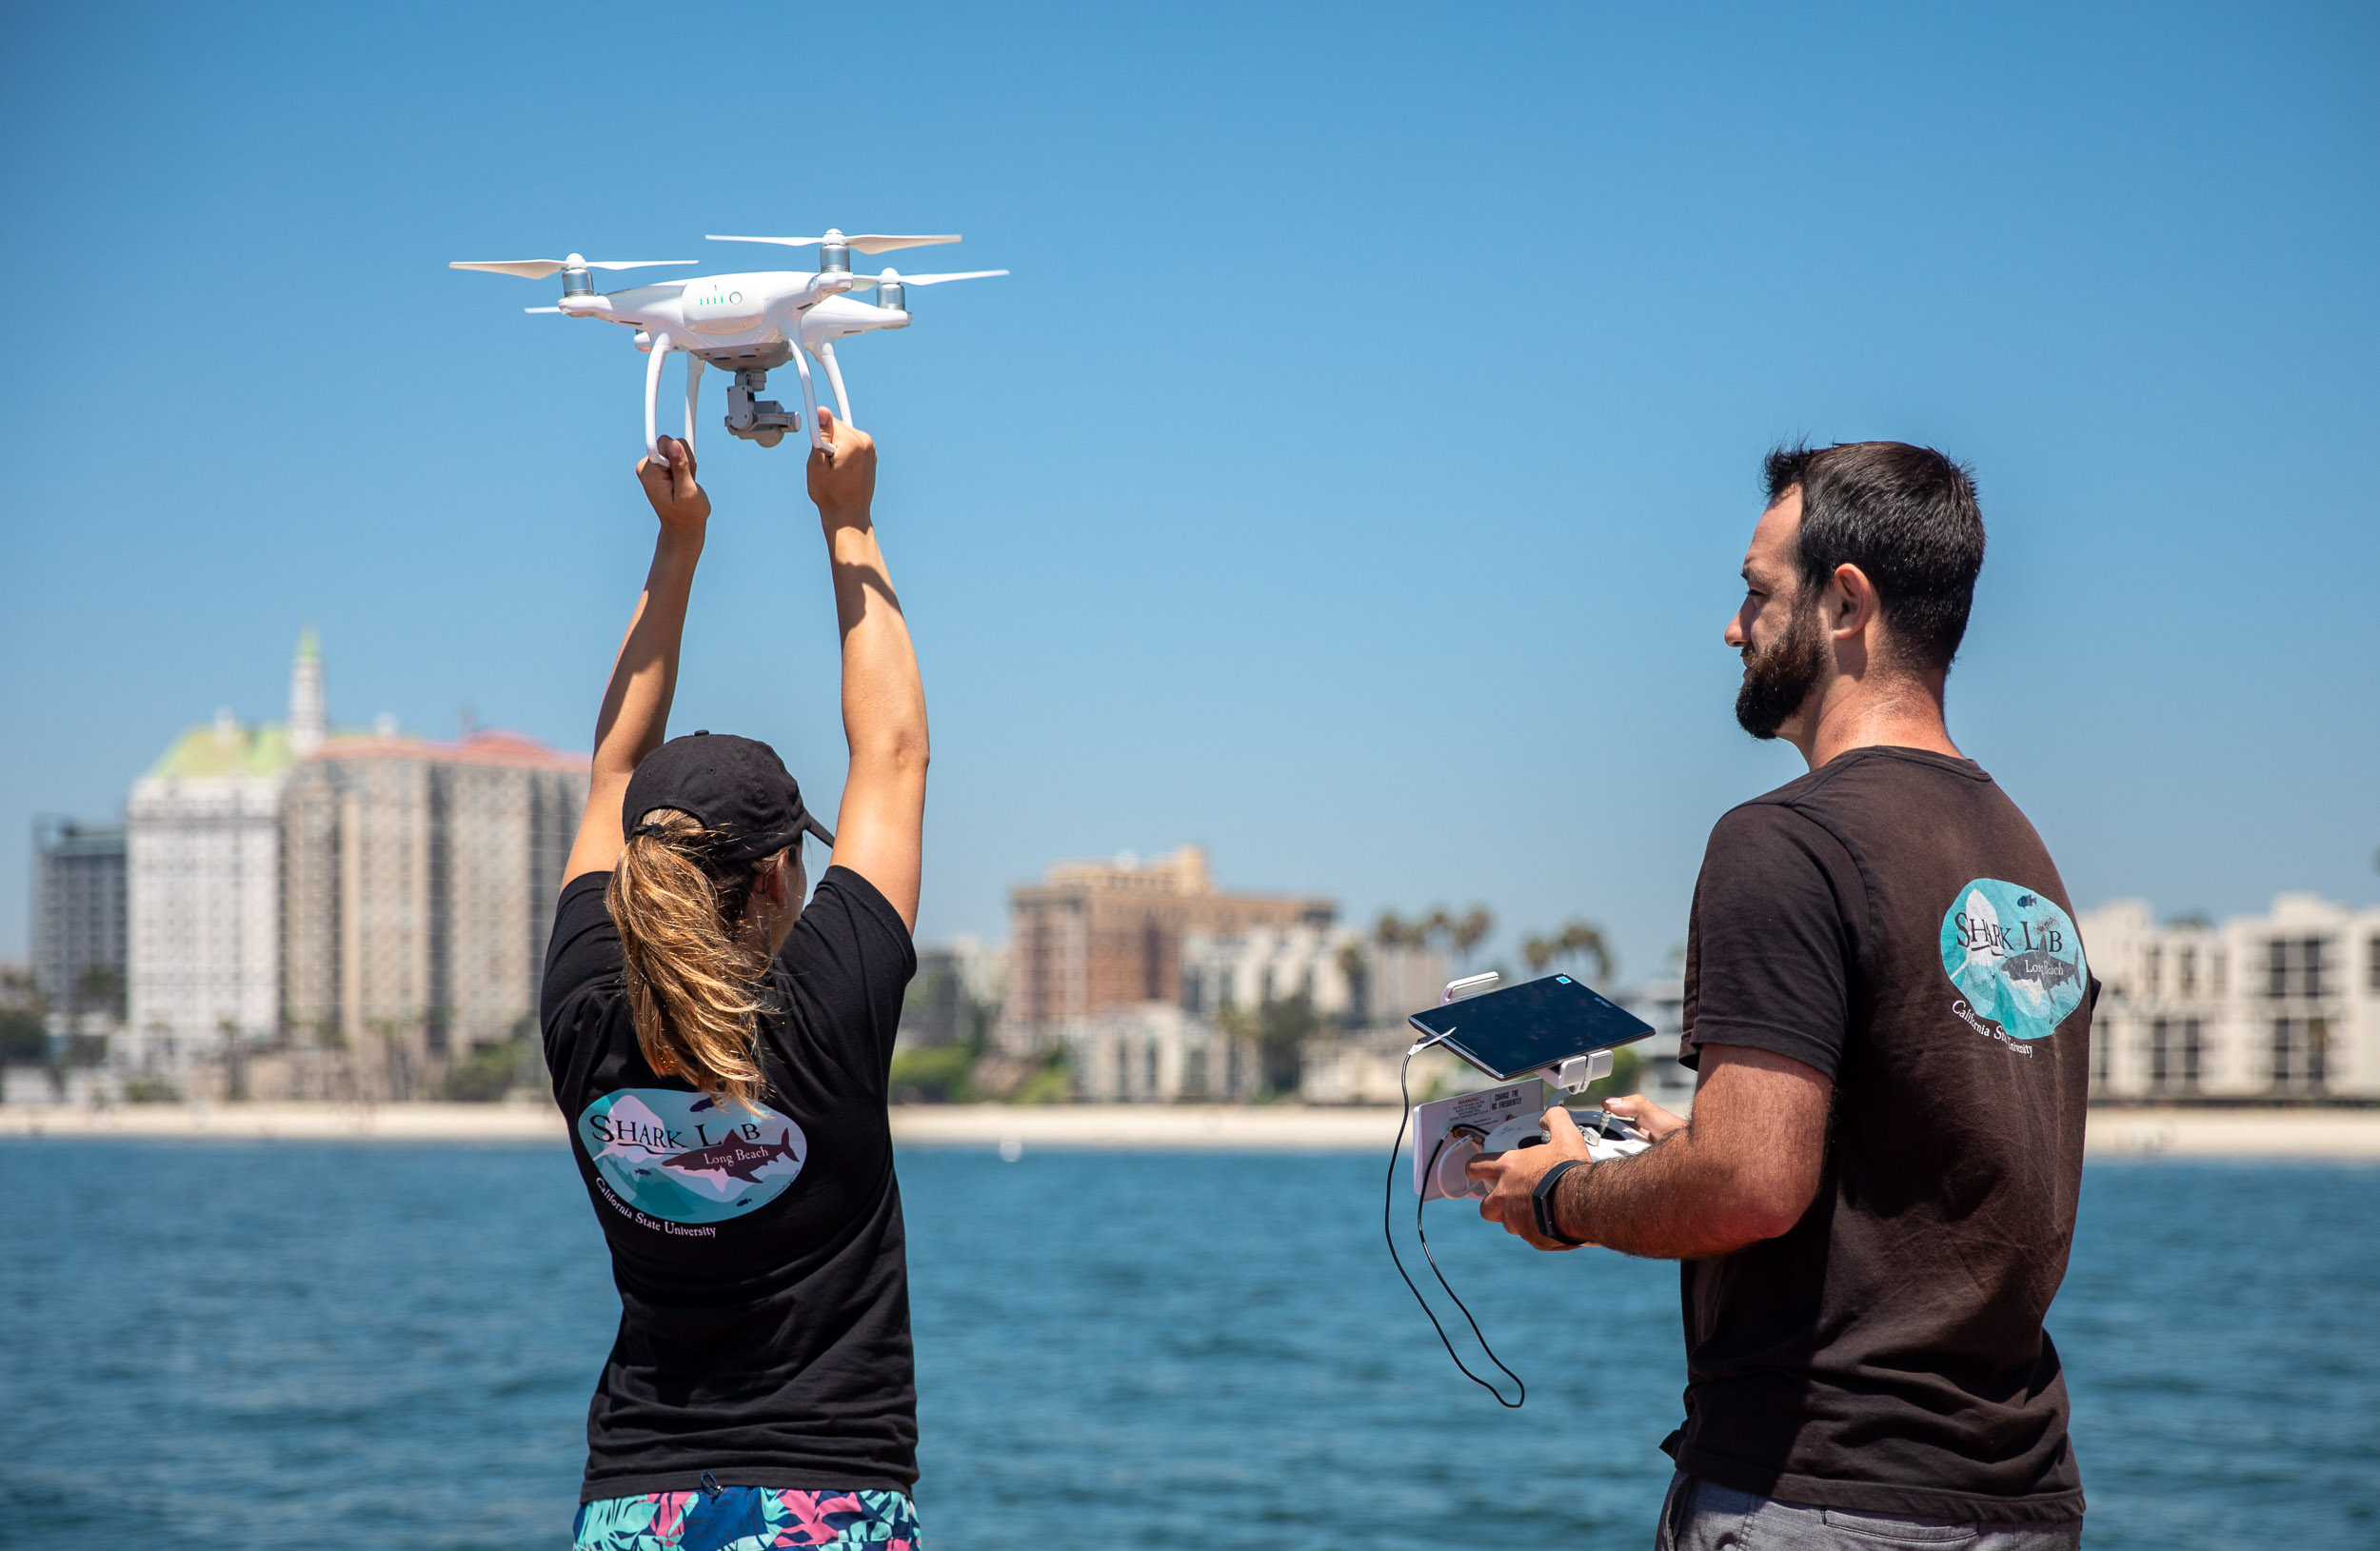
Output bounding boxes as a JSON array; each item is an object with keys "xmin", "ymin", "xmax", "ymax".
[
  {"xmin": 813, "ymin": 341, "xmax": 852, "ymax": 427},
  {"xmin": 783, "ymin": 341, "xmax": 828, "ymax": 451},
  {"xmin": 724, "ymin": 369, "xmax": 802, "ymax": 448},
  {"xmin": 640, "ymin": 332, "xmax": 707, "ymax": 461}
]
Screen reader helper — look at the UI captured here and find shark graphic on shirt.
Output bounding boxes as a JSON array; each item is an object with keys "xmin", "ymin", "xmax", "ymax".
[
  {"xmin": 1938, "ymin": 878, "xmax": 2089, "ymax": 1044},
  {"xmin": 579, "ymin": 1088, "xmax": 810, "ymax": 1225},
  {"xmin": 663, "ymin": 1131, "xmax": 804, "ymax": 1188}
]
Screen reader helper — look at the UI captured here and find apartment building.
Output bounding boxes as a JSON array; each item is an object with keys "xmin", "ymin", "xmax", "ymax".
[
  {"xmin": 282, "ymin": 729, "xmax": 585, "ymax": 1097},
  {"xmin": 30, "ymin": 818, "xmax": 126, "ymax": 1021},
  {"xmin": 1005, "ymin": 845, "xmax": 1333, "ymax": 1037},
  {"xmin": 2080, "ymin": 893, "xmax": 2380, "ymax": 1102}
]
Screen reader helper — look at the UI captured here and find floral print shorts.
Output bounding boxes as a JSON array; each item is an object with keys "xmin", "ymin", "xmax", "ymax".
[{"xmin": 573, "ymin": 1485, "xmax": 920, "ymax": 1550}]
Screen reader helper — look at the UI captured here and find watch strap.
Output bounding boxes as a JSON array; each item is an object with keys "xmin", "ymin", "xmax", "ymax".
[{"xmin": 1531, "ymin": 1158, "xmax": 1590, "ymax": 1244}]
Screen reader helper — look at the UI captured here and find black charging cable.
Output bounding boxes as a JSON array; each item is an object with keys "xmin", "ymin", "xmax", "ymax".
[{"xmin": 1383, "ymin": 1046, "xmax": 1528, "ymax": 1407}]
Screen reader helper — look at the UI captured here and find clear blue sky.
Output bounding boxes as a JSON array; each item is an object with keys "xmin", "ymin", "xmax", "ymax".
[{"xmin": 4, "ymin": 2, "xmax": 2374, "ymax": 983}]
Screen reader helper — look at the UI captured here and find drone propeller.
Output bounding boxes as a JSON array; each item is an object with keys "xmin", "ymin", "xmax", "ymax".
[
  {"xmin": 524, "ymin": 307, "xmax": 564, "ymax": 313},
  {"xmin": 705, "ymin": 231, "xmax": 960, "ymax": 256},
  {"xmin": 843, "ymin": 268, "xmax": 1010, "ymax": 289},
  {"xmin": 449, "ymin": 256, "xmax": 696, "ymax": 280}
]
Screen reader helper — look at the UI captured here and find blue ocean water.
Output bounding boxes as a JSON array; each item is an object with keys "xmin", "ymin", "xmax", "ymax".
[{"xmin": 0, "ymin": 1142, "xmax": 2371, "ymax": 1549}]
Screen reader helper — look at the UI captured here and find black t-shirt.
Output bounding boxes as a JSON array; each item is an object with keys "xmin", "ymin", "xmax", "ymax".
[
  {"xmin": 541, "ymin": 865, "xmax": 919, "ymax": 1503},
  {"xmin": 1668, "ymin": 747, "xmax": 2092, "ymax": 1523}
]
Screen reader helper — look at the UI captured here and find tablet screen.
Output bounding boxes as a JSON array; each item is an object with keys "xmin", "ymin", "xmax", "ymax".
[{"xmin": 1405, "ymin": 974, "xmax": 1656, "ymax": 1082}]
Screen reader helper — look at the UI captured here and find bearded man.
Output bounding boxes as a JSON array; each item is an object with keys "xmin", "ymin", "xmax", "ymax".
[{"xmin": 1468, "ymin": 443, "xmax": 2092, "ymax": 1549}]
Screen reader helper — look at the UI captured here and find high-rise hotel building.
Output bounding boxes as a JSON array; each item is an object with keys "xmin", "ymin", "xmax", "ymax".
[
  {"xmin": 126, "ymin": 714, "xmax": 296, "ymax": 1078},
  {"xmin": 282, "ymin": 726, "xmax": 582, "ymax": 1094}
]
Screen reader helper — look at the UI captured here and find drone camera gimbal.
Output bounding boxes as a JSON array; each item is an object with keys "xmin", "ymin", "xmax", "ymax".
[{"xmin": 724, "ymin": 370, "xmax": 801, "ymax": 448}]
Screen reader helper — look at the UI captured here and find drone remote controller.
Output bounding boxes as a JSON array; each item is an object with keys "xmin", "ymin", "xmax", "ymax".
[
  {"xmin": 1410, "ymin": 1077, "xmax": 1651, "ymax": 1203},
  {"xmin": 1388, "ymin": 973, "xmax": 1659, "ymax": 1409}
]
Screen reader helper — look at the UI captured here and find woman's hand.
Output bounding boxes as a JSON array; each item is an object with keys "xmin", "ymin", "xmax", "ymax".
[
  {"xmin": 806, "ymin": 409, "xmax": 876, "ymax": 526},
  {"xmin": 636, "ymin": 435, "xmax": 711, "ymax": 534}
]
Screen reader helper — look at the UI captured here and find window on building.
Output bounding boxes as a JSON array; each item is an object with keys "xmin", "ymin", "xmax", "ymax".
[
  {"xmin": 2092, "ymin": 1030, "xmax": 2110, "ymax": 1088},
  {"xmin": 2179, "ymin": 948, "xmax": 2196, "ymax": 997},
  {"xmin": 2149, "ymin": 1018, "xmax": 2172, "ymax": 1089},
  {"xmin": 2211, "ymin": 950, "xmax": 2226, "ymax": 998},
  {"xmin": 2271, "ymin": 1017, "xmax": 2331, "ymax": 1095},
  {"xmin": 2266, "ymin": 938, "xmax": 2332, "ymax": 1000},
  {"xmin": 2145, "ymin": 945, "xmax": 2161, "ymax": 997},
  {"xmin": 2181, "ymin": 1019, "xmax": 2203, "ymax": 1088},
  {"xmin": 2369, "ymin": 935, "xmax": 2380, "ymax": 993}
]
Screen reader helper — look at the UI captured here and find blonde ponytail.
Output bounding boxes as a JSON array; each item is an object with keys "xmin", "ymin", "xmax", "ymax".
[{"xmin": 605, "ymin": 808, "xmax": 778, "ymax": 1108}]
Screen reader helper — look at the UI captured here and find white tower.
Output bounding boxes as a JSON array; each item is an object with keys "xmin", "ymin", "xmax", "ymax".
[{"xmin": 289, "ymin": 626, "xmax": 326, "ymax": 758}]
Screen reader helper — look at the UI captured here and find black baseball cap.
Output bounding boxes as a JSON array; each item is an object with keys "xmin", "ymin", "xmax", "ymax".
[{"xmin": 622, "ymin": 731, "xmax": 834, "ymax": 865}]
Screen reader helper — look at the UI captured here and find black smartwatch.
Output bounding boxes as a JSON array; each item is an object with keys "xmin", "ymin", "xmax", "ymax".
[{"xmin": 1531, "ymin": 1159, "xmax": 1591, "ymax": 1245}]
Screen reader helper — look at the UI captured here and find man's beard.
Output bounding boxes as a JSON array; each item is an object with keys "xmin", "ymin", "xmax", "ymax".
[{"xmin": 1735, "ymin": 598, "xmax": 1826, "ymax": 740}]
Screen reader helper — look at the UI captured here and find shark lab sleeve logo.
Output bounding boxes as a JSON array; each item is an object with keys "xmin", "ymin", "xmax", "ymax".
[
  {"xmin": 577, "ymin": 1088, "xmax": 807, "ymax": 1225},
  {"xmin": 1939, "ymin": 878, "xmax": 2089, "ymax": 1044}
]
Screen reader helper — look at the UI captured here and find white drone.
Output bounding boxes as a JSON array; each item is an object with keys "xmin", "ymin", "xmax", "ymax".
[{"xmin": 448, "ymin": 230, "xmax": 1006, "ymax": 455}]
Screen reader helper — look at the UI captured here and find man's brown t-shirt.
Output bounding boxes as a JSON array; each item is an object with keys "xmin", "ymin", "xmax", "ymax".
[{"xmin": 1669, "ymin": 746, "xmax": 2092, "ymax": 1523}]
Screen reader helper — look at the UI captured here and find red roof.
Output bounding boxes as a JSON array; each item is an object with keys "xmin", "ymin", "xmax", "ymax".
[{"xmin": 308, "ymin": 728, "xmax": 587, "ymax": 772}]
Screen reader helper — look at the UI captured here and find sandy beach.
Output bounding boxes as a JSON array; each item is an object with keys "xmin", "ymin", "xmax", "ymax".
[{"xmin": 3, "ymin": 1100, "xmax": 2375, "ymax": 1158}]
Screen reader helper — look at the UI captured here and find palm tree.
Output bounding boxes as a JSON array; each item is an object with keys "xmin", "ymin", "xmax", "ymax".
[
  {"xmin": 1334, "ymin": 939, "xmax": 1370, "ymax": 1026},
  {"xmin": 1449, "ymin": 906, "xmax": 1494, "ymax": 971},
  {"xmin": 1554, "ymin": 919, "xmax": 1614, "ymax": 984},
  {"xmin": 1374, "ymin": 910, "xmax": 1423, "ymax": 951}
]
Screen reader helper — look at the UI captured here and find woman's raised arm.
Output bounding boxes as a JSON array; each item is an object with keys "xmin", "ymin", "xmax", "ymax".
[
  {"xmin": 563, "ymin": 436, "xmax": 711, "ymax": 885},
  {"xmin": 807, "ymin": 409, "xmax": 927, "ymax": 930}
]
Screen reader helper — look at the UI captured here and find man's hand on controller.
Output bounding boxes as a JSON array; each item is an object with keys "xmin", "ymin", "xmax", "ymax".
[
  {"xmin": 636, "ymin": 435, "xmax": 710, "ymax": 534},
  {"xmin": 1467, "ymin": 1106, "xmax": 1595, "ymax": 1252}
]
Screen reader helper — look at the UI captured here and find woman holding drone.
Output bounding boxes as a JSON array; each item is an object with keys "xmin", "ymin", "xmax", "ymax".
[{"xmin": 540, "ymin": 410, "xmax": 931, "ymax": 1551}]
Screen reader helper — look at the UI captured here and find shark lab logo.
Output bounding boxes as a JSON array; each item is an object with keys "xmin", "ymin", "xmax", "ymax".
[
  {"xmin": 1939, "ymin": 878, "xmax": 2089, "ymax": 1049},
  {"xmin": 577, "ymin": 1088, "xmax": 808, "ymax": 1225}
]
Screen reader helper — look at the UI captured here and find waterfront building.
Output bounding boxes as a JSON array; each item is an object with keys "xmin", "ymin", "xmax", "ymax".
[
  {"xmin": 897, "ymin": 937, "xmax": 1005, "ymax": 1049},
  {"xmin": 2080, "ymin": 894, "xmax": 2380, "ymax": 1103},
  {"xmin": 126, "ymin": 706, "xmax": 294, "ymax": 1080},
  {"xmin": 123, "ymin": 627, "xmax": 332, "ymax": 1086},
  {"xmin": 30, "ymin": 818, "xmax": 127, "ymax": 1022},
  {"xmin": 1063, "ymin": 1003, "xmax": 1262, "ymax": 1104},
  {"xmin": 280, "ymin": 728, "xmax": 585, "ymax": 1099},
  {"xmin": 1180, "ymin": 923, "xmax": 1362, "ymax": 1023},
  {"xmin": 1005, "ymin": 846, "xmax": 1333, "ymax": 1040}
]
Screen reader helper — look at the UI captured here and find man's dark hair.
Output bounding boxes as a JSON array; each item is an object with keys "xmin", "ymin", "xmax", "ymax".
[{"xmin": 1763, "ymin": 441, "xmax": 1985, "ymax": 672}]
